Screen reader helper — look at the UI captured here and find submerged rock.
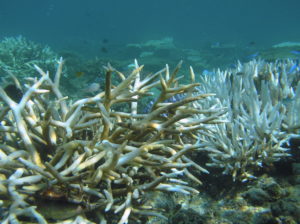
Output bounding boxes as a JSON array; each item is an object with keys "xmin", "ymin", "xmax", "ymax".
[
  {"xmin": 242, "ymin": 188, "xmax": 271, "ymax": 206},
  {"xmin": 270, "ymin": 198, "xmax": 300, "ymax": 222},
  {"xmin": 169, "ymin": 208, "xmax": 207, "ymax": 224},
  {"xmin": 36, "ymin": 199, "xmax": 84, "ymax": 221}
]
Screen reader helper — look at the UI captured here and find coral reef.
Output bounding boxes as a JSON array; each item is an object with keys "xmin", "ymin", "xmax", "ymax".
[
  {"xmin": 127, "ymin": 37, "xmax": 176, "ymax": 51},
  {"xmin": 196, "ymin": 59, "xmax": 300, "ymax": 181},
  {"xmin": 123, "ymin": 37, "xmax": 184, "ymax": 72},
  {"xmin": 0, "ymin": 59, "xmax": 222, "ymax": 223},
  {"xmin": 0, "ymin": 36, "xmax": 57, "ymax": 79},
  {"xmin": 272, "ymin": 42, "xmax": 300, "ymax": 48},
  {"xmin": 1, "ymin": 35, "xmax": 300, "ymax": 223}
]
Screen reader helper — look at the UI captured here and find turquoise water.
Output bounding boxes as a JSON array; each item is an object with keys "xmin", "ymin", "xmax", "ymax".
[{"xmin": 1, "ymin": 0, "xmax": 300, "ymax": 54}]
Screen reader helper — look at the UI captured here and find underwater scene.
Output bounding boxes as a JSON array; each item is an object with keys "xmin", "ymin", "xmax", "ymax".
[{"xmin": 0, "ymin": 0, "xmax": 300, "ymax": 223}]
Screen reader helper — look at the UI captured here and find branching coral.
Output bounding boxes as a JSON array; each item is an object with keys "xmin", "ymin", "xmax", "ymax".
[
  {"xmin": 196, "ymin": 59, "xmax": 300, "ymax": 181},
  {"xmin": 0, "ymin": 36, "xmax": 57, "ymax": 79},
  {"xmin": 0, "ymin": 59, "xmax": 222, "ymax": 223}
]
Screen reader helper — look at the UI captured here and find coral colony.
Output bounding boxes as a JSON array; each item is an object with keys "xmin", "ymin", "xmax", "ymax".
[
  {"xmin": 0, "ymin": 56, "xmax": 300, "ymax": 223},
  {"xmin": 0, "ymin": 58, "xmax": 222, "ymax": 223},
  {"xmin": 196, "ymin": 59, "xmax": 300, "ymax": 181}
]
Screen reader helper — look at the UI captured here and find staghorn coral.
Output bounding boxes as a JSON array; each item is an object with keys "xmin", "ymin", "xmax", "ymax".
[
  {"xmin": 195, "ymin": 59, "xmax": 300, "ymax": 181},
  {"xmin": 0, "ymin": 59, "xmax": 223, "ymax": 223}
]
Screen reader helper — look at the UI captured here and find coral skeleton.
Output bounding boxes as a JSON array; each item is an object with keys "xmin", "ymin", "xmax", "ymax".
[{"xmin": 0, "ymin": 59, "xmax": 222, "ymax": 223}]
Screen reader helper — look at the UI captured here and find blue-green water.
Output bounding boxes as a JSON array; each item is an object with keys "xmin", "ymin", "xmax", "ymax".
[{"xmin": 1, "ymin": 0, "xmax": 300, "ymax": 55}]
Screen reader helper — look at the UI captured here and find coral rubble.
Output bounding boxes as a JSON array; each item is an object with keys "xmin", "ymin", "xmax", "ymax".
[{"xmin": 0, "ymin": 59, "xmax": 222, "ymax": 223}]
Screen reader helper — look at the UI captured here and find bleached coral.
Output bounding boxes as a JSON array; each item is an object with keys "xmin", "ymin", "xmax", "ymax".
[{"xmin": 195, "ymin": 59, "xmax": 300, "ymax": 181}]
